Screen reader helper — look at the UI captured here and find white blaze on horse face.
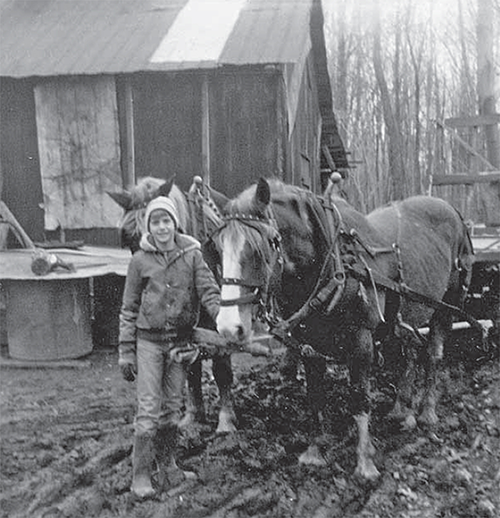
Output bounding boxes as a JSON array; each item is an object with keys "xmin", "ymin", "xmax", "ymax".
[{"xmin": 216, "ymin": 231, "xmax": 247, "ymax": 340}]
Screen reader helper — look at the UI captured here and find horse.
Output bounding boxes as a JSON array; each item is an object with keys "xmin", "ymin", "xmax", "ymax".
[
  {"xmin": 212, "ymin": 176, "xmax": 474, "ymax": 481},
  {"xmin": 107, "ymin": 175, "xmax": 238, "ymax": 435}
]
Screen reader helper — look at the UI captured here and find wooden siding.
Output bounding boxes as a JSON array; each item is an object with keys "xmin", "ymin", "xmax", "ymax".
[
  {"xmin": 287, "ymin": 53, "xmax": 321, "ymax": 192},
  {"xmin": 0, "ymin": 78, "xmax": 45, "ymax": 244},
  {"xmin": 1, "ymin": 64, "xmax": 323, "ymax": 247},
  {"xmin": 130, "ymin": 72, "xmax": 203, "ymax": 192},
  {"xmin": 34, "ymin": 76, "xmax": 123, "ymax": 231},
  {"xmin": 209, "ymin": 69, "xmax": 282, "ymax": 197}
]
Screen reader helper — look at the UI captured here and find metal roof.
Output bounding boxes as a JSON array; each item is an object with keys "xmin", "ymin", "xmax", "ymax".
[{"xmin": 0, "ymin": 0, "xmax": 313, "ymax": 77}]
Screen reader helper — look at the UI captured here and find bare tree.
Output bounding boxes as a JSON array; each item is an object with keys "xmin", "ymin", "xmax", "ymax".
[
  {"xmin": 323, "ymin": 0, "xmax": 499, "ymax": 222},
  {"xmin": 372, "ymin": 0, "xmax": 406, "ymax": 200},
  {"xmin": 476, "ymin": 0, "xmax": 500, "ymax": 224}
]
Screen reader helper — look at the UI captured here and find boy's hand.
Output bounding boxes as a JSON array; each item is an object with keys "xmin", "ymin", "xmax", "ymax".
[{"xmin": 118, "ymin": 342, "xmax": 137, "ymax": 382}]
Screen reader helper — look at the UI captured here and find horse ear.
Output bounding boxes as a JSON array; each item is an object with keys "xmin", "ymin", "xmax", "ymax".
[
  {"xmin": 255, "ymin": 177, "xmax": 271, "ymax": 208},
  {"xmin": 106, "ymin": 191, "xmax": 133, "ymax": 211},
  {"xmin": 208, "ymin": 187, "xmax": 231, "ymax": 211},
  {"xmin": 157, "ymin": 176, "xmax": 176, "ymax": 197}
]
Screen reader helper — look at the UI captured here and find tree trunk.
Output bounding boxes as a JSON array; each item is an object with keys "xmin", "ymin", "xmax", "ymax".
[
  {"xmin": 477, "ymin": 0, "xmax": 500, "ymax": 225},
  {"xmin": 477, "ymin": 0, "xmax": 500, "ymax": 168},
  {"xmin": 372, "ymin": 0, "xmax": 405, "ymax": 200}
]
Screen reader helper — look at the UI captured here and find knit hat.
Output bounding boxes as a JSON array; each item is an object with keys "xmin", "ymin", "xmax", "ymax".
[{"xmin": 144, "ymin": 196, "xmax": 179, "ymax": 231}]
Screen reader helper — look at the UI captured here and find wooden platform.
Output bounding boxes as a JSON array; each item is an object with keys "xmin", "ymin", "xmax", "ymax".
[
  {"xmin": 471, "ymin": 226, "xmax": 500, "ymax": 264},
  {"xmin": 0, "ymin": 246, "xmax": 130, "ymax": 360}
]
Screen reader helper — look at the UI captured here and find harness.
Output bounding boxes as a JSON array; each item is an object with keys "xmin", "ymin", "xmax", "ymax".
[
  {"xmin": 216, "ymin": 192, "xmax": 488, "ymax": 353},
  {"xmin": 186, "ymin": 180, "xmax": 224, "ymax": 245},
  {"xmin": 215, "ymin": 211, "xmax": 283, "ymax": 311}
]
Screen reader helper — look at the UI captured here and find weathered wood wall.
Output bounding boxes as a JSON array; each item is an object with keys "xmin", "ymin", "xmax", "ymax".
[
  {"xmin": 0, "ymin": 78, "xmax": 44, "ymax": 243},
  {"xmin": 130, "ymin": 72, "xmax": 203, "ymax": 193},
  {"xmin": 287, "ymin": 53, "xmax": 322, "ymax": 192},
  {"xmin": 34, "ymin": 76, "xmax": 123, "ymax": 231},
  {"xmin": 1, "ymin": 64, "xmax": 323, "ymax": 246},
  {"xmin": 210, "ymin": 69, "xmax": 282, "ymax": 196}
]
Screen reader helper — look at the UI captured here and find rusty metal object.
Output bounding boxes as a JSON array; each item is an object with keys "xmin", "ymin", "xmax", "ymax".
[{"xmin": 31, "ymin": 249, "xmax": 75, "ymax": 276}]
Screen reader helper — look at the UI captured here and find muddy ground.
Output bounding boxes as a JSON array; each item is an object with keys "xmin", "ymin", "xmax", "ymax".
[{"xmin": 0, "ymin": 332, "xmax": 499, "ymax": 518}]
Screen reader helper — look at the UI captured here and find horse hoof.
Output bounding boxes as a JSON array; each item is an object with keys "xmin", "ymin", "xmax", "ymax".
[
  {"xmin": 418, "ymin": 410, "xmax": 439, "ymax": 428},
  {"xmin": 216, "ymin": 421, "xmax": 237, "ymax": 434},
  {"xmin": 298, "ymin": 444, "xmax": 327, "ymax": 467},
  {"xmin": 216, "ymin": 409, "xmax": 237, "ymax": 434},
  {"xmin": 354, "ymin": 463, "xmax": 380, "ymax": 483},
  {"xmin": 401, "ymin": 415, "xmax": 417, "ymax": 431},
  {"xmin": 131, "ymin": 485, "xmax": 157, "ymax": 501}
]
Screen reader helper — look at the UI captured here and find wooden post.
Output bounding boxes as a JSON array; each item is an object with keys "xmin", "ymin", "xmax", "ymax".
[
  {"xmin": 123, "ymin": 79, "xmax": 135, "ymax": 190},
  {"xmin": 201, "ymin": 74, "xmax": 210, "ymax": 185},
  {"xmin": 0, "ymin": 201, "xmax": 35, "ymax": 249}
]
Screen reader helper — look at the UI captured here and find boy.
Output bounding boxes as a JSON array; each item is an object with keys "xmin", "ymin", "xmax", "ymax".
[{"xmin": 118, "ymin": 196, "xmax": 220, "ymax": 499}]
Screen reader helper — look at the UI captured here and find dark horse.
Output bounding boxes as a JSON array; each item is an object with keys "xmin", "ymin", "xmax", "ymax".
[
  {"xmin": 108, "ymin": 176, "xmax": 237, "ymax": 434},
  {"xmin": 213, "ymin": 177, "xmax": 474, "ymax": 480}
]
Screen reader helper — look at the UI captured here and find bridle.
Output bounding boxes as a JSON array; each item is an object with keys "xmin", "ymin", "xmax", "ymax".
[
  {"xmin": 213, "ymin": 197, "xmax": 347, "ymax": 333},
  {"xmin": 213, "ymin": 211, "xmax": 283, "ymax": 313},
  {"xmin": 186, "ymin": 182, "xmax": 224, "ymax": 246}
]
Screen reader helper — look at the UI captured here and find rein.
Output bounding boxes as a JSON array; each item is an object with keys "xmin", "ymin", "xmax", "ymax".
[
  {"xmin": 277, "ymin": 198, "xmax": 346, "ymax": 332},
  {"xmin": 216, "ymin": 190, "xmax": 488, "ymax": 349}
]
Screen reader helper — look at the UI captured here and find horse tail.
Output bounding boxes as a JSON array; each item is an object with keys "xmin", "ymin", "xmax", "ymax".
[{"xmin": 455, "ymin": 210, "xmax": 474, "ymax": 307}]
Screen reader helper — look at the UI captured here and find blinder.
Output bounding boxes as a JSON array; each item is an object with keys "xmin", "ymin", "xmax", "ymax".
[{"xmin": 213, "ymin": 212, "xmax": 283, "ymax": 309}]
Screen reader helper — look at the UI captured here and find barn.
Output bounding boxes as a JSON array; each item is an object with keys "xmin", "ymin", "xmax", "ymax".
[{"xmin": 0, "ymin": 0, "xmax": 348, "ymax": 247}]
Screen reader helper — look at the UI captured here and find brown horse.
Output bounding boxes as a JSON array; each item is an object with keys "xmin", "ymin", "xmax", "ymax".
[
  {"xmin": 212, "ymin": 177, "xmax": 473, "ymax": 480},
  {"xmin": 108, "ymin": 176, "xmax": 237, "ymax": 434}
]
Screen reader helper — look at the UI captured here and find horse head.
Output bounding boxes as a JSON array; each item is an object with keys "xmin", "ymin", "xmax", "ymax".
[
  {"xmin": 106, "ymin": 175, "xmax": 229, "ymax": 253},
  {"xmin": 107, "ymin": 176, "xmax": 180, "ymax": 252},
  {"xmin": 213, "ymin": 178, "xmax": 290, "ymax": 344}
]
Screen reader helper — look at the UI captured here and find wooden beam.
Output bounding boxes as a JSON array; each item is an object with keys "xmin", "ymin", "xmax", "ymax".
[
  {"xmin": 432, "ymin": 171, "xmax": 500, "ymax": 185},
  {"xmin": 123, "ymin": 79, "xmax": 135, "ymax": 190},
  {"xmin": 445, "ymin": 114, "xmax": 500, "ymax": 127},
  {"xmin": 322, "ymin": 144, "xmax": 336, "ymax": 171},
  {"xmin": 201, "ymin": 74, "xmax": 210, "ymax": 184},
  {"xmin": 438, "ymin": 120, "xmax": 496, "ymax": 170},
  {"xmin": 0, "ymin": 201, "xmax": 35, "ymax": 249},
  {"xmin": 0, "ymin": 357, "xmax": 91, "ymax": 369}
]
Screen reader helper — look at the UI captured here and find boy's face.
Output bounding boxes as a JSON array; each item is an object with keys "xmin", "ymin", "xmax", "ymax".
[{"xmin": 149, "ymin": 209, "xmax": 175, "ymax": 247}]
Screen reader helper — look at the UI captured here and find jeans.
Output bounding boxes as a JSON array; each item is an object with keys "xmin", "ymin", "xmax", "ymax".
[{"xmin": 135, "ymin": 337, "xmax": 187, "ymax": 435}]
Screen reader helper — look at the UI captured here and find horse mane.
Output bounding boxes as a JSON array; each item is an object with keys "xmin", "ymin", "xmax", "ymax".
[
  {"xmin": 221, "ymin": 178, "xmax": 392, "ymax": 275},
  {"xmin": 219, "ymin": 180, "xmax": 327, "ymax": 273}
]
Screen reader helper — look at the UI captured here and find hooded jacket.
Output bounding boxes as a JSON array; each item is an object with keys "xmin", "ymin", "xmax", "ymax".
[{"xmin": 119, "ymin": 232, "xmax": 220, "ymax": 345}]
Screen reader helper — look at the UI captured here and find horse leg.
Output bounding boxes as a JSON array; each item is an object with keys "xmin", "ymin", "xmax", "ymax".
[
  {"xmin": 387, "ymin": 332, "xmax": 419, "ymax": 431},
  {"xmin": 213, "ymin": 354, "xmax": 237, "ymax": 434},
  {"xmin": 350, "ymin": 327, "xmax": 380, "ymax": 481},
  {"xmin": 298, "ymin": 356, "xmax": 328, "ymax": 467},
  {"xmin": 303, "ymin": 356, "xmax": 327, "ymax": 429},
  {"xmin": 418, "ymin": 310, "xmax": 450, "ymax": 428},
  {"xmin": 179, "ymin": 358, "xmax": 206, "ymax": 433},
  {"xmin": 281, "ymin": 346, "xmax": 301, "ymax": 383}
]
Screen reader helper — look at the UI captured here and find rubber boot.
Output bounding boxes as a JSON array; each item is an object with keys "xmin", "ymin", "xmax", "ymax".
[
  {"xmin": 131, "ymin": 432, "xmax": 156, "ymax": 499},
  {"xmin": 155, "ymin": 426, "xmax": 196, "ymax": 492}
]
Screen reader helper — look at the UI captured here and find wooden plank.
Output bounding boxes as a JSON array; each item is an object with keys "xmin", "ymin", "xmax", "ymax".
[
  {"xmin": 445, "ymin": 114, "xmax": 500, "ymax": 127},
  {"xmin": 0, "ymin": 357, "xmax": 91, "ymax": 369},
  {"xmin": 0, "ymin": 201, "xmax": 35, "ymax": 249},
  {"xmin": 438, "ymin": 120, "xmax": 496, "ymax": 170},
  {"xmin": 123, "ymin": 79, "xmax": 135, "ymax": 190},
  {"xmin": 322, "ymin": 144, "xmax": 336, "ymax": 171},
  {"xmin": 201, "ymin": 74, "xmax": 210, "ymax": 184},
  {"xmin": 34, "ymin": 77, "xmax": 122, "ymax": 230},
  {"xmin": 432, "ymin": 172, "xmax": 500, "ymax": 185}
]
